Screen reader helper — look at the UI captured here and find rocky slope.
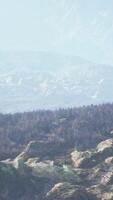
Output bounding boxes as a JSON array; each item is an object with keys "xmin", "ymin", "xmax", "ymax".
[{"xmin": 0, "ymin": 138, "xmax": 113, "ymax": 200}]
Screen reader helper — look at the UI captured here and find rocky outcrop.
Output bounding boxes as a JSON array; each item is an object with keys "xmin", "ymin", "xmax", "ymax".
[
  {"xmin": 71, "ymin": 150, "xmax": 92, "ymax": 168},
  {"xmin": 0, "ymin": 138, "xmax": 113, "ymax": 200},
  {"xmin": 97, "ymin": 139, "xmax": 113, "ymax": 152},
  {"xmin": 46, "ymin": 182, "xmax": 98, "ymax": 200},
  {"xmin": 71, "ymin": 138, "xmax": 113, "ymax": 168}
]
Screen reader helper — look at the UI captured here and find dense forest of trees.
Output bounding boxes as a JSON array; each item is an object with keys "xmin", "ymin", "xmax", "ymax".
[{"xmin": 0, "ymin": 103, "xmax": 113, "ymax": 160}]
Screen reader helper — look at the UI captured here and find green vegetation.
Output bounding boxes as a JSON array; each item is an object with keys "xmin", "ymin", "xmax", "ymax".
[{"xmin": 0, "ymin": 104, "xmax": 113, "ymax": 199}]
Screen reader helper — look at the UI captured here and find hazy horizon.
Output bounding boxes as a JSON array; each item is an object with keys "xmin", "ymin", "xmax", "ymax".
[{"xmin": 0, "ymin": 0, "xmax": 113, "ymax": 113}]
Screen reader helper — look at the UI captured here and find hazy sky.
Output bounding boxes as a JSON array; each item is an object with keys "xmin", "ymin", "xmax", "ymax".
[{"xmin": 0, "ymin": 0, "xmax": 113, "ymax": 64}]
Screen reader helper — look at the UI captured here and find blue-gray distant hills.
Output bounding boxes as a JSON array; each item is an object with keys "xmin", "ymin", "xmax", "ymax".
[{"xmin": 0, "ymin": 51, "xmax": 113, "ymax": 113}]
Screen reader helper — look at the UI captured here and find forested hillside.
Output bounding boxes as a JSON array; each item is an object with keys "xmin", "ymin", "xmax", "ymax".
[
  {"xmin": 1, "ymin": 103, "xmax": 113, "ymax": 200},
  {"xmin": 0, "ymin": 103, "xmax": 113, "ymax": 160}
]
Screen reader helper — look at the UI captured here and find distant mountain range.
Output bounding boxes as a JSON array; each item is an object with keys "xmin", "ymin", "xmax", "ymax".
[{"xmin": 0, "ymin": 51, "xmax": 113, "ymax": 113}]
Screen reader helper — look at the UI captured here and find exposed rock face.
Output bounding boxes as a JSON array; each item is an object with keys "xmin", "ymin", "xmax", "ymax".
[
  {"xmin": 46, "ymin": 182, "xmax": 98, "ymax": 200},
  {"xmin": 71, "ymin": 150, "xmax": 92, "ymax": 168},
  {"xmin": 71, "ymin": 138, "xmax": 113, "ymax": 168},
  {"xmin": 0, "ymin": 138, "xmax": 113, "ymax": 200},
  {"xmin": 97, "ymin": 139, "xmax": 113, "ymax": 152}
]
